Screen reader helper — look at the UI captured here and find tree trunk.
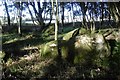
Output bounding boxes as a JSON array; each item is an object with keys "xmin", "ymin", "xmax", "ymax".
[
  {"xmin": 4, "ymin": 2, "xmax": 10, "ymax": 26},
  {"xmin": 30, "ymin": 2, "xmax": 52, "ymax": 31},
  {"xmin": 108, "ymin": 3, "xmax": 111, "ymax": 25},
  {"xmin": 101, "ymin": 2, "xmax": 104, "ymax": 26},
  {"xmin": 61, "ymin": 2, "xmax": 64, "ymax": 32},
  {"xmin": 80, "ymin": 2, "xmax": 87, "ymax": 28},
  {"xmin": 114, "ymin": 3, "xmax": 120, "ymax": 27},
  {"xmin": 55, "ymin": 0, "xmax": 58, "ymax": 41},
  {"xmin": 26, "ymin": 4, "xmax": 35, "ymax": 24},
  {"xmin": 31, "ymin": 2, "xmax": 44, "ymax": 26},
  {"xmin": 109, "ymin": 2, "xmax": 120, "ymax": 28},
  {"xmin": 18, "ymin": 1, "xmax": 22, "ymax": 35},
  {"xmin": 91, "ymin": 2, "xmax": 96, "ymax": 33},
  {"xmin": 37, "ymin": 2, "xmax": 44, "ymax": 25},
  {"xmin": 61, "ymin": 2, "xmax": 64, "ymax": 26},
  {"xmin": 42, "ymin": 7, "xmax": 52, "ymax": 32},
  {"xmin": 51, "ymin": 0, "xmax": 61, "ymax": 57},
  {"xmin": 71, "ymin": 3, "xmax": 75, "ymax": 27}
]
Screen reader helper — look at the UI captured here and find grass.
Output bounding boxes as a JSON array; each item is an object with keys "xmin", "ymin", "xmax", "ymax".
[
  {"xmin": 1, "ymin": 23, "xmax": 120, "ymax": 79},
  {"xmin": 2, "ymin": 26, "xmax": 66, "ymax": 63}
]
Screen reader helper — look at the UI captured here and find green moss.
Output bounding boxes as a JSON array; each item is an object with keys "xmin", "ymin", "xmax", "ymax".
[
  {"xmin": 61, "ymin": 41, "xmax": 69, "ymax": 59},
  {"xmin": 79, "ymin": 28, "xmax": 88, "ymax": 34},
  {"xmin": 61, "ymin": 43, "xmax": 69, "ymax": 59},
  {"xmin": 44, "ymin": 25, "xmax": 55, "ymax": 35},
  {"xmin": 73, "ymin": 33, "xmax": 110, "ymax": 65},
  {"xmin": 63, "ymin": 28, "xmax": 79, "ymax": 41},
  {"xmin": 0, "ymin": 51, "xmax": 5, "ymax": 59},
  {"xmin": 40, "ymin": 41, "xmax": 58, "ymax": 58}
]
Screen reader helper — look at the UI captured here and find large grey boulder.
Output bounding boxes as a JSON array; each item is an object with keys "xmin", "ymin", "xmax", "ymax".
[
  {"xmin": 74, "ymin": 33, "xmax": 110, "ymax": 65},
  {"xmin": 41, "ymin": 28, "xmax": 111, "ymax": 66},
  {"xmin": 61, "ymin": 28, "xmax": 110, "ymax": 65},
  {"xmin": 40, "ymin": 41, "xmax": 58, "ymax": 58}
]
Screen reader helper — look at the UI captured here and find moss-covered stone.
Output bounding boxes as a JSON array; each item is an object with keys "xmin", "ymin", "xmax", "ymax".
[
  {"xmin": 94, "ymin": 34, "xmax": 110, "ymax": 58},
  {"xmin": 74, "ymin": 34, "xmax": 94, "ymax": 64},
  {"xmin": 63, "ymin": 28, "xmax": 79, "ymax": 41},
  {"xmin": 44, "ymin": 25, "xmax": 55, "ymax": 35},
  {"xmin": 40, "ymin": 41, "xmax": 58, "ymax": 58},
  {"xmin": 41, "ymin": 28, "xmax": 110, "ymax": 66},
  {"xmin": 60, "ymin": 39, "xmax": 75, "ymax": 63},
  {"xmin": 0, "ymin": 51, "xmax": 5, "ymax": 59},
  {"xmin": 60, "ymin": 41, "xmax": 69, "ymax": 59},
  {"xmin": 74, "ymin": 33, "xmax": 110, "ymax": 65},
  {"xmin": 79, "ymin": 28, "xmax": 89, "ymax": 35}
]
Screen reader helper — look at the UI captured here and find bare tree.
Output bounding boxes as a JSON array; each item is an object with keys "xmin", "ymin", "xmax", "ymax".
[
  {"xmin": 101, "ymin": 2, "xmax": 104, "ymax": 26},
  {"xmin": 60, "ymin": 2, "xmax": 64, "ymax": 27},
  {"xmin": 79, "ymin": 2, "xmax": 87, "ymax": 28},
  {"xmin": 109, "ymin": 2, "xmax": 120, "ymax": 27},
  {"xmin": 25, "ymin": 2, "xmax": 35, "ymax": 24},
  {"xmin": 4, "ymin": 1, "xmax": 10, "ymax": 26},
  {"xmin": 29, "ymin": 2, "xmax": 52, "ymax": 31},
  {"xmin": 18, "ymin": 1, "xmax": 22, "ymax": 35}
]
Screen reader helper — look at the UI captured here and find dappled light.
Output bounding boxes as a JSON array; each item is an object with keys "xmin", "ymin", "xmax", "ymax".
[{"xmin": 0, "ymin": 0, "xmax": 120, "ymax": 79}]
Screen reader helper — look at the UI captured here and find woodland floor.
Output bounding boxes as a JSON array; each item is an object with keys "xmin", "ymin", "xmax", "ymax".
[{"xmin": 1, "ymin": 23, "xmax": 120, "ymax": 80}]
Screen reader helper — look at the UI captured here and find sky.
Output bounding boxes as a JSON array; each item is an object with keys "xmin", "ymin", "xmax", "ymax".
[
  {"xmin": 0, "ymin": 1, "xmax": 31, "ymax": 19},
  {"xmin": 0, "ymin": 0, "xmax": 111, "ymax": 24},
  {"xmin": 0, "ymin": 1, "xmax": 96, "ymax": 24},
  {"xmin": 0, "ymin": 1, "xmax": 67, "ymax": 21},
  {"xmin": 0, "ymin": 1, "xmax": 4, "ymax": 17}
]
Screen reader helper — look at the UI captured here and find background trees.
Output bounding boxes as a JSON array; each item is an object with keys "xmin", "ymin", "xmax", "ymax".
[
  {"xmin": 0, "ymin": 1, "xmax": 120, "ymax": 33},
  {"xmin": 4, "ymin": 1, "xmax": 10, "ymax": 26},
  {"xmin": 1, "ymin": 1, "xmax": 120, "ymax": 79}
]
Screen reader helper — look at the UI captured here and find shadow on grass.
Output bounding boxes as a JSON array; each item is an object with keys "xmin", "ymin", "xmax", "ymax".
[{"xmin": 2, "ymin": 33, "xmax": 55, "ymax": 61}]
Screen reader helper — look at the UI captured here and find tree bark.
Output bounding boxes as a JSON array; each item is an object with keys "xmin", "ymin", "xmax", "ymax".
[
  {"xmin": 30, "ymin": 2, "xmax": 52, "ymax": 31},
  {"xmin": 55, "ymin": 0, "xmax": 58, "ymax": 41},
  {"xmin": 18, "ymin": 1, "xmax": 22, "ymax": 35},
  {"xmin": 80, "ymin": 2, "xmax": 87, "ymax": 28},
  {"xmin": 101, "ymin": 2, "xmax": 104, "ymax": 26},
  {"xmin": 26, "ymin": 3, "xmax": 35, "ymax": 24},
  {"xmin": 108, "ymin": 3, "xmax": 111, "ymax": 25},
  {"xmin": 4, "ymin": 2, "xmax": 10, "ymax": 26},
  {"xmin": 71, "ymin": 3, "xmax": 75, "ymax": 27},
  {"xmin": 30, "ymin": 2, "xmax": 44, "ymax": 26},
  {"xmin": 109, "ymin": 2, "xmax": 120, "ymax": 27},
  {"xmin": 51, "ymin": 0, "xmax": 61, "ymax": 57},
  {"xmin": 61, "ymin": 2, "xmax": 64, "ymax": 31}
]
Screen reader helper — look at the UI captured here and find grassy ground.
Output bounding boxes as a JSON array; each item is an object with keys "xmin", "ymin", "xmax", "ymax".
[{"xmin": 1, "ymin": 23, "xmax": 120, "ymax": 79}]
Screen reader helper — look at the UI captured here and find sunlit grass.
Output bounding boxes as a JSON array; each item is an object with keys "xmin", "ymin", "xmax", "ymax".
[
  {"xmin": 2, "ymin": 23, "xmax": 120, "ymax": 79},
  {"xmin": 2, "ymin": 33, "xmax": 21, "ymax": 44}
]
